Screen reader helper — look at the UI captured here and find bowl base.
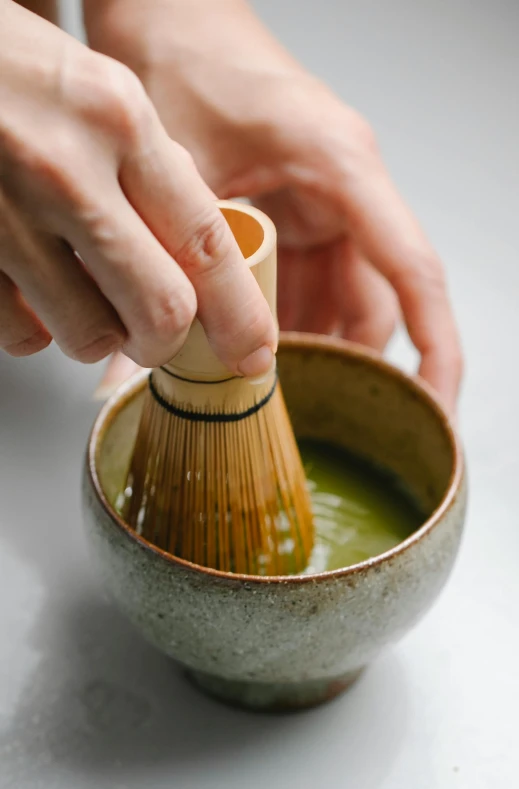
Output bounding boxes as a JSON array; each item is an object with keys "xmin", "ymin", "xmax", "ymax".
[{"xmin": 184, "ymin": 668, "xmax": 364, "ymax": 712}]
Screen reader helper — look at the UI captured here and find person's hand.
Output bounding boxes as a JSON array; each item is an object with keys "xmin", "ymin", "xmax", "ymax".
[
  {"xmin": 86, "ymin": 0, "xmax": 462, "ymax": 411},
  {"xmin": 0, "ymin": 1, "xmax": 276, "ymax": 380}
]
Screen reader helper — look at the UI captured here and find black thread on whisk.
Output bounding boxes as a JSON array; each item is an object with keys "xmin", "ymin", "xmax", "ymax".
[
  {"xmin": 159, "ymin": 366, "xmax": 238, "ymax": 385},
  {"xmin": 148, "ymin": 373, "xmax": 278, "ymax": 423}
]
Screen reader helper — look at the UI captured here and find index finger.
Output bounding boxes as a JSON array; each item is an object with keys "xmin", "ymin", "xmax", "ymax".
[
  {"xmin": 120, "ymin": 127, "xmax": 278, "ymax": 379},
  {"xmin": 338, "ymin": 159, "xmax": 463, "ymax": 412}
]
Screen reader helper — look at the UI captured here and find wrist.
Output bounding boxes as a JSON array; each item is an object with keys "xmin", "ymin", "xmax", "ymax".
[{"xmin": 83, "ymin": 0, "xmax": 310, "ymax": 193}]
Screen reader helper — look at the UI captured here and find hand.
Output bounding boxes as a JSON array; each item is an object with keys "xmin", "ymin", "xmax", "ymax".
[
  {"xmin": 86, "ymin": 0, "xmax": 462, "ymax": 412},
  {"xmin": 0, "ymin": 1, "xmax": 276, "ymax": 378}
]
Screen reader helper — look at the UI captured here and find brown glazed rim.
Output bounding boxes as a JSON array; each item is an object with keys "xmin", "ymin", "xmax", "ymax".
[{"xmin": 87, "ymin": 332, "xmax": 464, "ymax": 585}]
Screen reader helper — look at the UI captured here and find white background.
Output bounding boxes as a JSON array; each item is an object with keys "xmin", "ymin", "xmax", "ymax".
[{"xmin": 1, "ymin": 1, "xmax": 518, "ymax": 787}]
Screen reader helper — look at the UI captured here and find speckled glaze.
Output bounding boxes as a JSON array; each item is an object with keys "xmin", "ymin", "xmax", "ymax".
[{"xmin": 82, "ymin": 333, "xmax": 467, "ymax": 711}]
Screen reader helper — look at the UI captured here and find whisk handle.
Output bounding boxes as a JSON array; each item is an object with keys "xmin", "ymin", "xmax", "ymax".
[{"xmin": 163, "ymin": 200, "xmax": 278, "ymax": 382}]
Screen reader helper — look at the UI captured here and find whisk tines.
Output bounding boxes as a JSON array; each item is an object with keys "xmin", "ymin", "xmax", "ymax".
[
  {"xmin": 120, "ymin": 201, "xmax": 315, "ymax": 575},
  {"xmin": 122, "ymin": 369, "xmax": 313, "ymax": 575}
]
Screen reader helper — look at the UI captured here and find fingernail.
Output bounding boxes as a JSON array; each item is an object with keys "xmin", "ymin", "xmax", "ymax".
[
  {"xmin": 246, "ymin": 357, "xmax": 277, "ymax": 385},
  {"xmin": 237, "ymin": 345, "xmax": 275, "ymax": 379}
]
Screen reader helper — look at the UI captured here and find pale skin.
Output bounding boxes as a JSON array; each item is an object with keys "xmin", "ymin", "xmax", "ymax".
[{"xmin": 1, "ymin": 0, "xmax": 463, "ymax": 412}]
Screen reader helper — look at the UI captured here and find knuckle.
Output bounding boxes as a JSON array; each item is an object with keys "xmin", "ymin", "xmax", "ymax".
[
  {"xmin": 127, "ymin": 286, "xmax": 197, "ymax": 368},
  {"xmin": 146, "ymin": 285, "xmax": 197, "ymax": 344},
  {"xmin": 75, "ymin": 56, "xmax": 151, "ymax": 146},
  {"xmin": 324, "ymin": 110, "xmax": 380, "ymax": 179},
  {"xmin": 176, "ymin": 212, "xmax": 233, "ymax": 277},
  {"xmin": 3, "ymin": 328, "xmax": 51, "ymax": 357},
  {"xmin": 107, "ymin": 70, "xmax": 150, "ymax": 145},
  {"xmin": 75, "ymin": 204, "xmax": 117, "ymax": 246},
  {"xmin": 311, "ymin": 108, "xmax": 380, "ymax": 181}
]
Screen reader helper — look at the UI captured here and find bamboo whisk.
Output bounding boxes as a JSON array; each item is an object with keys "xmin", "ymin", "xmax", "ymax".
[{"xmin": 122, "ymin": 201, "xmax": 314, "ymax": 575}]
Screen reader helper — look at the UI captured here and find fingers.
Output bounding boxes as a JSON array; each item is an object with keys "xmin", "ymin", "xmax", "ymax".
[
  {"xmin": 0, "ymin": 193, "xmax": 127, "ymax": 363},
  {"xmin": 338, "ymin": 163, "xmax": 463, "ymax": 411},
  {"xmin": 277, "ymin": 247, "xmax": 303, "ymax": 330},
  {"xmin": 0, "ymin": 271, "xmax": 51, "ymax": 356},
  {"xmin": 281, "ymin": 244, "xmax": 338, "ymax": 335},
  {"xmin": 277, "ymin": 239, "xmax": 397, "ymax": 349},
  {"xmin": 334, "ymin": 239, "xmax": 398, "ymax": 351},
  {"xmin": 94, "ymin": 351, "xmax": 143, "ymax": 401},
  {"xmin": 64, "ymin": 190, "xmax": 198, "ymax": 368},
  {"xmin": 0, "ymin": 183, "xmax": 195, "ymax": 367},
  {"xmin": 119, "ymin": 129, "xmax": 278, "ymax": 377},
  {"xmin": 0, "ymin": 14, "xmax": 275, "ymax": 378}
]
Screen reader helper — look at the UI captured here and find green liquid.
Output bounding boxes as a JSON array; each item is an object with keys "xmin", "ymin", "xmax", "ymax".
[
  {"xmin": 300, "ymin": 439, "xmax": 426, "ymax": 573},
  {"xmin": 115, "ymin": 433, "xmax": 426, "ymax": 575}
]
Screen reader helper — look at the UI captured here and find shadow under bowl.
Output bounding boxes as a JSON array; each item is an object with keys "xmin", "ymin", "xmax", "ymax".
[{"xmin": 82, "ymin": 333, "xmax": 466, "ymax": 712}]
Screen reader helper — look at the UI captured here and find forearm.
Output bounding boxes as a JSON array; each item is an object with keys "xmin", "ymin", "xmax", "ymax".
[
  {"xmin": 83, "ymin": 0, "xmax": 300, "ymax": 75},
  {"xmin": 81, "ymin": 0, "xmax": 315, "ymax": 193}
]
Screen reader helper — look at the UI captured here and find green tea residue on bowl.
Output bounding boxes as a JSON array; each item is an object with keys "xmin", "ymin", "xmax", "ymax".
[{"xmin": 300, "ymin": 439, "xmax": 426, "ymax": 573}]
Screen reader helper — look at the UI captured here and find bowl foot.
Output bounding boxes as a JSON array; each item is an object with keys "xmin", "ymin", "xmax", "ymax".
[{"xmin": 184, "ymin": 668, "xmax": 364, "ymax": 712}]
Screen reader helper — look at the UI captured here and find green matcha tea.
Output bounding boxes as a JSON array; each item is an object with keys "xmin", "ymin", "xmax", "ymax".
[
  {"xmin": 299, "ymin": 439, "xmax": 426, "ymax": 573},
  {"xmin": 116, "ymin": 436, "xmax": 426, "ymax": 575}
]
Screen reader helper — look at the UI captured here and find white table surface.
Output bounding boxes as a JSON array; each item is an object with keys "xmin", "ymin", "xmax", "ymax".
[{"xmin": 1, "ymin": 1, "xmax": 518, "ymax": 787}]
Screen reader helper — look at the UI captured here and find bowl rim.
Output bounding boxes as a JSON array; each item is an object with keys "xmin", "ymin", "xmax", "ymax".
[{"xmin": 86, "ymin": 332, "xmax": 465, "ymax": 585}]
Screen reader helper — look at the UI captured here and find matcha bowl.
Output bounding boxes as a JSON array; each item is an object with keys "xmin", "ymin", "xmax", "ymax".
[{"xmin": 82, "ymin": 333, "xmax": 466, "ymax": 711}]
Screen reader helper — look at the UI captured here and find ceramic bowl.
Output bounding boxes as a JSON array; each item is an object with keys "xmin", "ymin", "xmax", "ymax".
[{"xmin": 82, "ymin": 333, "xmax": 466, "ymax": 711}]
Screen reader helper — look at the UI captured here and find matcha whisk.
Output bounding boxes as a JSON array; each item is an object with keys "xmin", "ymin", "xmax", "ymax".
[{"xmin": 122, "ymin": 201, "xmax": 314, "ymax": 575}]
